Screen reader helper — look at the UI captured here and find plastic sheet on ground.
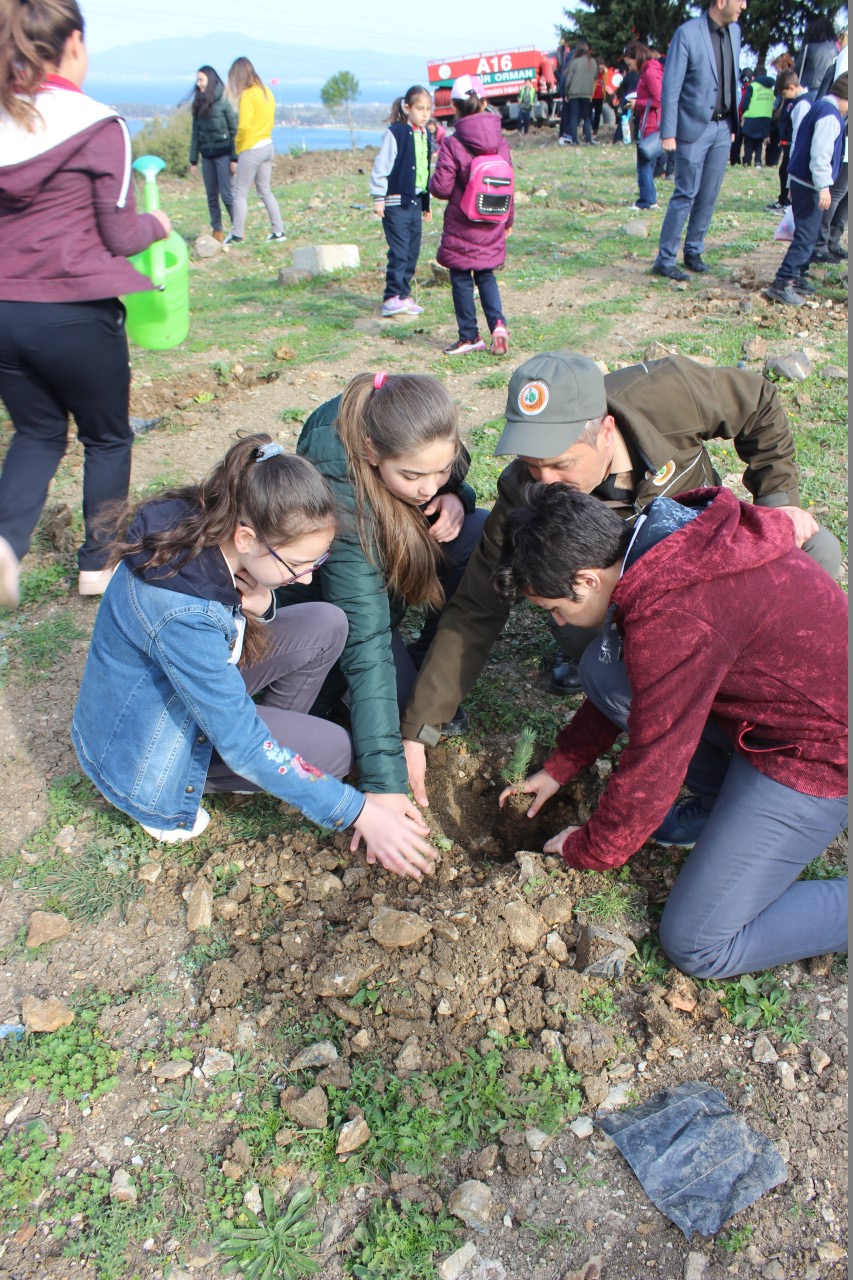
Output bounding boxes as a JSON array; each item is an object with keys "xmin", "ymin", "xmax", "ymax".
[{"xmin": 595, "ymin": 1079, "xmax": 788, "ymax": 1237}]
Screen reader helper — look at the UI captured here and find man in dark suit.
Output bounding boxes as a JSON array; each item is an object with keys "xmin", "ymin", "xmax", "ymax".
[{"xmin": 653, "ymin": 0, "xmax": 745, "ymax": 281}]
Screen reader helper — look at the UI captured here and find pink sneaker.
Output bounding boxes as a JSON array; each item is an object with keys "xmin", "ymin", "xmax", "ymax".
[
  {"xmin": 402, "ymin": 297, "xmax": 424, "ymax": 315},
  {"xmin": 490, "ymin": 324, "xmax": 509, "ymax": 356},
  {"xmin": 443, "ymin": 337, "xmax": 486, "ymax": 355},
  {"xmin": 381, "ymin": 296, "xmax": 408, "ymax": 317}
]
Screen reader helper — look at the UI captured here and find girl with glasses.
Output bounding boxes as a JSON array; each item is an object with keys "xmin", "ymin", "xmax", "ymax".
[
  {"xmin": 282, "ymin": 372, "xmax": 488, "ymax": 825},
  {"xmin": 71, "ymin": 434, "xmax": 435, "ymax": 880}
]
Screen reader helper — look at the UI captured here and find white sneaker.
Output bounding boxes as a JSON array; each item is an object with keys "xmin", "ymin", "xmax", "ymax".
[
  {"xmin": 141, "ymin": 807, "xmax": 210, "ymax": 843},
  {"xmin": 401, "ymin": 297, "xmax": 424, "ymax": 315},
  {"xmin": 78, "ymin": 567, "xmax": 114, "ymax": 597},
  {"xmin": 0, "ymin": 536, "xmax": 20, "ymax": 610},
  {"xmin": 381, "ymin": 295, "xmax": 409, "ymax": 317}
]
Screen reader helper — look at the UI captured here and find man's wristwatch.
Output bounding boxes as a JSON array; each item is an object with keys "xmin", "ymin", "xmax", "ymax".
[{"xmin": 416, "ymin": 724, "xmax": 441, "ymax": 748}]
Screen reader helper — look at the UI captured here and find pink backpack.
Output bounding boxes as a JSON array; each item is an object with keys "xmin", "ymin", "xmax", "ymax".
[{"xmin": 457, "ymin": 142, "xmax": 514, "ymax": 223}]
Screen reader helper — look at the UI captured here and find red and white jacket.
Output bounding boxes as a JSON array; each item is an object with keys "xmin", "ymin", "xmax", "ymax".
[{"xmin": 0, "ymin": 77, "xmax": 166, "ymax": 303}]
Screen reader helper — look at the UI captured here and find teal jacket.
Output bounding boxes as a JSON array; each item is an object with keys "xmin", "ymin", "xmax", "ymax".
[
  {"xmin": 279, "ymin": 395, "xmax": 475, "ymax": 794},
  {"xmin": 189, "ymin": 84, "xmax": 238, "ymax": 163}
]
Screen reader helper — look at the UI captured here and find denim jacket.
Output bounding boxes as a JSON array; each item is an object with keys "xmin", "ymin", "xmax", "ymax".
[{"xmin": 71, "ymin": 553, "xmax": 364, "ymax": 834}]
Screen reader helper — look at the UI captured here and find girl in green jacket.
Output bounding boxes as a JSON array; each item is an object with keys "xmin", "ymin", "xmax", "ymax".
[{"xmin": 284, "ymin": 371, "xmax": 488, "ymax": 819}]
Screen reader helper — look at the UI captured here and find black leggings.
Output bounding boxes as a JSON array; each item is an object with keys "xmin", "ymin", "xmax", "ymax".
[{"xmin": 0, "ymin": 298, "xmax": 132, "ymax": 570}]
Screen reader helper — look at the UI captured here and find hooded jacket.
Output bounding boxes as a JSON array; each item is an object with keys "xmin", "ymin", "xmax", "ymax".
[
  {"xmin": 430, "ymin": 111, "xmax": 514, "ymax": 270},
  {"xmin": 0, "ymin": 78, "xmax": 166, "ymax": 303},
  {"xmin": 189, "ymin": 82, "xmax": 238, "ymax": 163},
  {"xmin": 635, "ymin": 58, "xmax": 664, "ymax": 136},
  {"xmin": 71, "ymin": 497, "xmax": 364, "ymax": 834},
  {"xmin": 280, "ymin": 396, "xmax": 476, "ymax": 794},
  {"xmin": 400, "ymin": 356, "xmax": 805, "ymax": 742},
  {"xmin": 544, "ymin": 488, "xmax": 848, "ymax": 872}
]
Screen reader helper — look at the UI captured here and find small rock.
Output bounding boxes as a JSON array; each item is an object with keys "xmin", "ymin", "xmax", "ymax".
[
  {"xmin": 184, "ymin": 1240, "xmax": 218, "ymax": 1268},
  {"xmin": 26, "ymin": 911, "xmax": 72, "ymax": 948},
  {"xmin": 684, "ymin": 1252, "xmax": 709, "ymax": 1280},
  {"xmin": 665, "ymin": 979, "xmax": 698, "ymax": 1014},
  {"xmin": 193, "ymin": 233, "xmax": 221, "ymax": 259},
  {"xmin": 153, "ymin": 1060, "xmax": 193, "ymax": 1080},
  {"xmin": 563, "ymin": 1256, "xmax": 604, "ymax": 1280},
  {"xmin": 570, "ymin": 1115, "xmax": 594, "ymax": 1139},
  {"xmin": 312, "ymin": 960, "xmax": 380, "ymax": 998},
  {"xmin": 809, "ymin": 1048, "xmax": 831, "ymax": 1075},
  {"xmin": 289, "ymin": 1041, "xmax": 339, "ymax": 1071},
  {"xmin": 438, "ymin": 1242, "xmax": 478, "ymax": 1280},
  {"xmin": 200, "ymin": 1048, "xmax": 234, "ymax": 1079},
  {"xmin": 336, "ymin": 1114, "xmax": 370, "ymax": 1154},
  {"xmin": 546, "ymin": 932, "xmax": 569, "ymax": 963},
  {"xmin": 274, "ymin": 345, "xmax": 296, "ymax": 361},
  {"xmin": 644, "ymin": 340, "xmax": 675, "ymax": 360},
  {"xmin": 540, "ymin": 894, "xmax": 573, "ymax": 925},
  {"xmin": 502, "ymin": 901, "xmax": 545, "ymax": 953},
  {"xmin": 320, "ymin": 1209, "xmax": 348, "ymax": 1251},
  {"xmin": 351, "ymin": 1029, "xmax": 372, "ymax": 1051},
  {"xmin": 109, "ymin": 1168, "xmax": 137, "ymax": 1205},
  {"xmin": 12, "ymin": 1223, "xmax": 36, "ymax": 1245},
  {"xmin": 277, "ymin": 267, "xmax": 313, "ymax": 287},
  {"xmin": 243, "ymin": 1184, "xmax": 263, "ymax": 1216},
  {"xmin": 597, "ymin": 1080, "xmax": 634, "ymax": 1113},
  {"xmin": 820, "ymin": 364, "xmax": 848, "ymax": 380},
  {"xmin": 752, "ymin": 1035, "xmax": 778, "ymax": 1064},
  {"xmin": 524, "ymin": 1127, "xmax": 552, "ymax": 1152},
  {"xmin": 448, "ymin": 1179, "xmax": 492, "ymax": 1232},
  {"xmin": 21, "ymin": 995, "xmax": 74, "ymax": 1033},
  {"xmin": 185, "ymin": 879, "xmax": 213, "ymax": 932},
  {"xmin": 623, "ymin": 220, "xmax": 649, "ymax": 237},
  {"xmin": 762, "ymin": 1262, "xmax": 786, "ymax": 1280},
  {"xmin": 430, "ymin": 259, "xmax": 452, "ymax": 284},
  {"xmin": 395, "ymin": 1036, "xmax": 423, "ymax": 1072},
  {"xmin": 574, "ymin": 925, "xmax": 636, "ymax": 977},
  {"xmin": 369, "ymin": 908, "xmax": 432, "ymax": 948},
  {"xmin": 137, "ymin": 862, "xmax": 163, "ymax": 884},
  {"xmin": 776, "ymin": 1061, "xmax": 797, "ymax": 1091},
  {"xmin": 817, "ymin": 1242, "xmax": 846, "ymax": 1263},
  {"xmin": 742, "ymin": 336, "xmax": 767, "ymax": 360},
  {"xmin": 284, "ymin": 1086, "xmax": 329, "ymax": 1130},
  {"xmin": 353, "ymin": 317, "xmax": 384, "ymax": 335},
  {"xmin": 764, "ymin": 352, "xmax": 813, "ymax": 382},
  {"xmin": 221, "ymin": 1160, "xmax": 244, "ymax": 1181}
]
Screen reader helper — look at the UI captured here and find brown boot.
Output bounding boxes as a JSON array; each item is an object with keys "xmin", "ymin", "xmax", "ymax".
[{"xmin": 212, "ymin": 229, "xmax": 225, "ymax": 242}]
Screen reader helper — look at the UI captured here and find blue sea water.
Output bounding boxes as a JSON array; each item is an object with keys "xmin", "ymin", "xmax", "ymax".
[{"xmin": 124, "ymin": 117, "xmax": 381, "ymax": 153}]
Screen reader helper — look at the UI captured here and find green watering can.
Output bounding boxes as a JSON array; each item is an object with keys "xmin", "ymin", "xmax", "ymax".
[{"xmin": 123, "ymin": 155, "xmax": 189, "ymax": 350}]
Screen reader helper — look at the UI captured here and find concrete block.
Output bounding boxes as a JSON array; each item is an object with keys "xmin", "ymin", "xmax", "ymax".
[{"xmin": 292, "ymin": 244, "xmax": 360, "ymax": 275}]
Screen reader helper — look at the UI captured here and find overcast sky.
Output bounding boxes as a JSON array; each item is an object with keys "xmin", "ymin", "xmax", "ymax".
[{"xmin": 81, "ymin": 0, "xmax": 566, "ymax": 57}]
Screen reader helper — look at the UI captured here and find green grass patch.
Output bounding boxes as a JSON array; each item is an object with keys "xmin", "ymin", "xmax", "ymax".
[
  {"xmin": 216, "ymin": 1185, "xmax": 321, "ymax": 1279},
  {"xmin": 8, "ymin": 609, "xmax": 85, "ymax": 684},
  {"xmin": 18, "ymin": 560, "xmax": 74, "ymax": 608},
  {"xmin": 0, "ymin": 1121, "xmax": 74, "ymax": 1231},
  {"xmin": 347, "ymin": 1198, "xmax": 459, "ymax": 1279},
  {"xmin": 0, "ymin": 1003, "xmax": 120, "ymax": 1105}
]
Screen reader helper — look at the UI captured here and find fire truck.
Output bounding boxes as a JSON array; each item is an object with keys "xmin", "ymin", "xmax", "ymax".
[{"xmin": 427, "ymin": 47, "xmax": 560, "ymax": 127}]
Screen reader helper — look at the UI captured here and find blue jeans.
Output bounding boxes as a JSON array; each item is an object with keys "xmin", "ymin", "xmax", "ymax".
[
  {"xmin": 518, "ymin": 108, "xmax": 531, "ymax": 134},
  {"xmin": 382, "ymin": 199, "xmax": 423, "ymax": 300},
  {"xmin": 776, "ymin": 182, "xmax": 825, "ymax": 283},
  {"xmin": 566, "ymin": 97, "xmax": 592, "ymax": 143},
  {"xmin": 200, "ymin": 153, "xmax": 234, "ymax": 231},
  {"xmin": 636, "ymin": 151, "xmax": 658, "ymax": 207},
  {"xmin": 449, "ymin": 268, "xmax": 505, "ymax": 341},
  {"xmin": 657, "ymin": 119, "xmax": 731, "ymax": 266},
  {"xmin": 577, "ymin": 645, "xmax": 849, "ymax": 978}
]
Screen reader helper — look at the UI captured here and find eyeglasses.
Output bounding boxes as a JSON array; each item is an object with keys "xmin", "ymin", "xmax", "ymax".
[{"xmin": 265, "ymin": 545, "xmax": 330, "ymax": 585}]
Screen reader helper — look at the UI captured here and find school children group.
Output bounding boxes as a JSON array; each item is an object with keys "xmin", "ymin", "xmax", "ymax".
[{"xmin": 0, "ymin": 2, "xmax": 848, "ymax": 982}]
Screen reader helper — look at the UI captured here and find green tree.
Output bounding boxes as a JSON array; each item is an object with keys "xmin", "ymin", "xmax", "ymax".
[
  {"xmin": 561, "ymin": 0, "xmax": 693, "ymax": 63},
  {"xmin": 320, "ymin": 71, "xmax": 360, "ymax": 150},
  {"xmin": 738, "ymin": 1, "xmax": 842, "ymax": 67}
]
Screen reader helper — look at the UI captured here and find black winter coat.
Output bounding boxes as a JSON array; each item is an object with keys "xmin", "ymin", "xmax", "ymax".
[{"xmin": 189, "ymin": 85, "xmax": 238, "ymax": 163}]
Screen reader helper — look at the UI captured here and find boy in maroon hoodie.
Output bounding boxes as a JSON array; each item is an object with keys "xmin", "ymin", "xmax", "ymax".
[{"xmin": 495, "ymin": 483, "xmax": 847, "ymax": 979}]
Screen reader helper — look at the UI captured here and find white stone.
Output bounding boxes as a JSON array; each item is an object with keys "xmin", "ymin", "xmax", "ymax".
[
  {"xmin": 109, "ymin": 1168, "xmax": 137, "ymax": 1204},
  {"xmin": 570, "ymin": 1116, "xmax": 595, "ymax": 1139},
  {"xmin": 243, "ymin": 1183, "xmax": 263, "ymax": 1216},
  {"xmin": 292, "ymin": 244, "xmax": 360, "ymax": 275},
  {"xmin": 200, "ymin": 1048, "xmax": 234, "ymax": 1078},
  {"xmin": 524, "ymin": 1127, "xmax": 552, "ymax": 1152},
  {"xmin": 438, "ymin": 1242, "xmax": 478, "ymax": 1280},
  {"xmin": 684, "ymin": 1252, "xmax": 709, "ymax": 1280}
]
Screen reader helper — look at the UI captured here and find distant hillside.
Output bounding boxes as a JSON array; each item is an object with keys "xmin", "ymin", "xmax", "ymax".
[{"xmin": 88, "ymin": 33, "xmax": 427, "ymax": 104}]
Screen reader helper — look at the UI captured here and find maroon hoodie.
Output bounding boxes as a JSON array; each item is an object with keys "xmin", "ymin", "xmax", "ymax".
[
  {"xmin": 0, "ymin": 79, "xmax": 166, "ymax": 303},
  {"xmin": 544, "ymin": 488, "xmax": 848, "ymax": 872},
  {"xmin": 429, "ymin": 110, "xmax": 514, "ymax": 270}
]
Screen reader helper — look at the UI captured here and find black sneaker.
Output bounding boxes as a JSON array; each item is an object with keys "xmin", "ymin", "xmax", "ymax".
[
  {"xmin": 652, "ymin": 260, "xmax": 689, "ymax": 282},
  {"xmin": 683, "ymin": 253, "xmax": 709, "ymax": 273}
]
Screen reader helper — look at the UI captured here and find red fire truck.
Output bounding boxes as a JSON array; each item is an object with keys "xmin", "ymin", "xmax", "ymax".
[{"xmin": 427, "ymin": 47, "xmax": 559, "ymax": 126}]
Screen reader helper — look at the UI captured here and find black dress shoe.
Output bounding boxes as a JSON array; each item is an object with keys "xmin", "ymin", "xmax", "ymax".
[
  {"xmin": 440, "ymin": 706, "xmax": 469, "ymax": 738},
  {"xmin": 550, "ymin": 660, "xmax": 583, "ymax": 695},
  {"xmin": 683, "ymin": 253, "xmax": 709, "ymax": 272},
  {"xmin": 652, "ymin": 260, "xmax": 689, "ymax": 282}
]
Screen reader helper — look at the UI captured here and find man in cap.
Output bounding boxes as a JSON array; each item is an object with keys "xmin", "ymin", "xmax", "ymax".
[{"xmin": 401, "ymin": 351, "xmax": 840, "ymax": 831}]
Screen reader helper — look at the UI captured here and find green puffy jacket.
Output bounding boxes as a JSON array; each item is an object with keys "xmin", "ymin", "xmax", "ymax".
[
  {"xmin": 279, "ymin": 395, "xmax": 476, "ymax": 794},
  {"xmin": 189, "ymin": 85, "xmax": 238, "ymax": 163}
]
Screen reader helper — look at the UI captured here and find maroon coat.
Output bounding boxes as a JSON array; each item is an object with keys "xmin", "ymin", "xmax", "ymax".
[
  {"xmin": 544, "ymin": 488, "xmax": 848, "ymax": 872},
  {"xmin": 429, "ymin": 111, "xmax": 513, "ymax": 271}
]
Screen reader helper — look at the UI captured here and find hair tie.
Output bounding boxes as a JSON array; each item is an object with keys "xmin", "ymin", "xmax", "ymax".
[
  {"xmin": 374, "ymin": 371, "xmax": 388, "ymax": 391},
  {"xmin": 255, "ymin": 442, "xmax": 284, "ymax": 463}
]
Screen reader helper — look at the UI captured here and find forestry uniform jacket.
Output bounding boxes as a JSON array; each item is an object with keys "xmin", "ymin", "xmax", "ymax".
[{"xmin": 400, "ymin": 356, "xmax": 804, "ymax": 744}]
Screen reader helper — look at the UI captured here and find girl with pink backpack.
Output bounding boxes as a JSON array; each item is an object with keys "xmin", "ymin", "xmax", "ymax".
[{"xmin": 429, "ymin": 75, "xmax": 514, "ymax": 356}]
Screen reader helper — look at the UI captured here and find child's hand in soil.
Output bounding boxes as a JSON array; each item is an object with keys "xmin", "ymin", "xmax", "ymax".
[
  {"xmin": 543, "ymin": 825, "xmax": 581, "ymax": 855},
  {"xmin": 499, "ymin": 769, "xmax": 561, "ymax": 817},
  {"xmin": 351, "ymin": 794, "xmax": 436, "ymax": 880}
]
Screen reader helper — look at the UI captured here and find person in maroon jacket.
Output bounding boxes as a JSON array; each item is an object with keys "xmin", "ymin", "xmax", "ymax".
[
  {"xmin": 0, "ymin": 0, "xmax": 170, "ymax": 609},
  {"xmin": 495, "ymin": 482, "xmax": 847, "ymax": 979},
  {"xmin": 429, "ymin": 74, "xmax": 513, "ymax": 357}
]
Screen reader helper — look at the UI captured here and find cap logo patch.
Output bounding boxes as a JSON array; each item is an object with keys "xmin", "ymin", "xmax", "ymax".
[
  {"xmin": 652, "ymin": 460, "xmax": 676, "ymax": 486},
  {"xmin": 517, "ymin": 380, "xmax": 550, "ymax": 416}
]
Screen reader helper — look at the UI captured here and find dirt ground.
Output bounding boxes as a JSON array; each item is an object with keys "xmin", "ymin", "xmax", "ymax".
[{"xmin": 0, "ymin": 145, "xmax": 847, "ymax": 1280}]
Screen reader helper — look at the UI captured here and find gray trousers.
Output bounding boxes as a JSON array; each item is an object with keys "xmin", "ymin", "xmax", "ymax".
[
  {"xmin": 657, "ymin": 119, "xmax": 731, "ymax": 266},
  {"xmin": 814, "ymin": 160, "xmax": 848, "ymax": 256},
  {"xmin": 201, "ymin": 153, "xmax": 234, "ymax": 231},
  {"xmin": 205, "ymin": 603, "xmax": 353, "ymax": 792},
  {"xmin": 578, "ymin": 645, "xmax": 849, "ymax": 978},
  {"xmin": 553, "ymin": 522, "xmax": 842, "ymax": 661},
  {"xmin": 231, "ymin": 141, "xmax": 283, "ymax": 238}
]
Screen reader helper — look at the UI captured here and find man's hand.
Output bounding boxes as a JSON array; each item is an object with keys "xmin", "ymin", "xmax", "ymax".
[
  {"xmin": 234, "ymin": 568, "xmax": 273, "ymax": 618},
  {"xmin": 403, "ymin": 739, "xmax": 429, "ymax": 807},
  {"xmin": 423, "ymin": 209, "xmax": 433, "ymax": 222},
  {"xmin": 818, "ymin": 187, "xmax": 832, "ymax": 210},
  {"xmin": 373, "ymin": 199, "xmax": 385, "ymax": 219},
  {"xmin": 424, "ymin": 492, "xmax": 465, "ymax": 543},
  {"xmin": 499, "ymin": 769, "xmax": 561, "ymax": 818},
  {"xmin": 543, "ymin": 824, "xmax": 580, "ymax": 855},
  {"xmin": 776, "ymin": 504, "xmax": 819, "ymax": 547},
  {"xmin": 190, "ymin": 164, "xmax": 197, "ymax": 176},
  {"xmin": 662, "ymin": 136, "xmax": 677, "ymax": 151},
  {"xmin": 351, "ymin": 794, "xmax": 435, "ymax": 879}
]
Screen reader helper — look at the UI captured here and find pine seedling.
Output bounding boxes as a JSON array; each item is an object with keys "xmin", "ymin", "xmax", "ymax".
[{"xmin": 501, "ymin": 726, "xmax": 537, "ymax": 788}]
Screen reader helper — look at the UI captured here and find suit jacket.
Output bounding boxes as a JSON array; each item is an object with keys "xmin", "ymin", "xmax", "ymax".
[{"xmin": 660, "ymin": 13, "xmax": 742, "ymax": 143}]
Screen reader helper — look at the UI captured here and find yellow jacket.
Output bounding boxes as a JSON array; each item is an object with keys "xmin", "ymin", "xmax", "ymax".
[{"xmin": 235, "ymin": 83, "xmax": 275, "ymax": 153}]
